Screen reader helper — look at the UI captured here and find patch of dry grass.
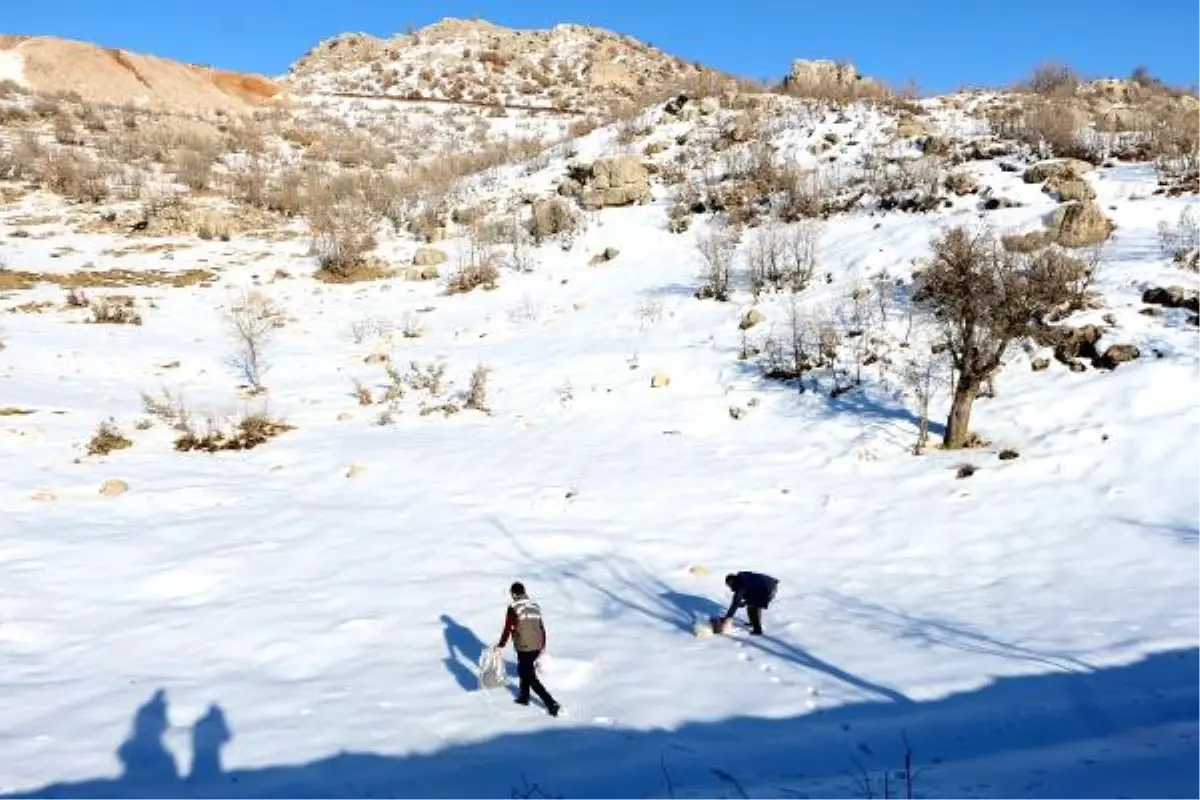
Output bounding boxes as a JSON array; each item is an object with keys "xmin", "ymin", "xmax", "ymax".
[
  {"xmin": 86, "ymin": 418, "xmax": 133, "ymax": 456},
  {"xmin": 0, "ymin": 267, "xmax": 215, "ymax": 291}
]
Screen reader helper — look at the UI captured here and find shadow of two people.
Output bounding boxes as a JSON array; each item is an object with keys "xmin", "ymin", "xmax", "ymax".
[{"xmin": 118, "ymin": 689, "xmax": 231, "ymax": 785}]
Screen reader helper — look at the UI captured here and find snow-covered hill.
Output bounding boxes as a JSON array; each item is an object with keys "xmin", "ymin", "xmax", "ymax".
[{"xmin": 0, "ymin": 70, "xmax": 1197, "ymax": 799}]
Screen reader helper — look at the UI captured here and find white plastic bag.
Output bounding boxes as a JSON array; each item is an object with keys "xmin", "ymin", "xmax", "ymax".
[{"xmin": 478, "ymin": 647, "xmax": 506, "ymax": 690}]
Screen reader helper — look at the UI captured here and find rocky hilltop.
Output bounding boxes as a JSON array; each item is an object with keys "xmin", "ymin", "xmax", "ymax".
[{"xmin": 283, "ymin": 17, "xmax": 733, "ymax": 113}]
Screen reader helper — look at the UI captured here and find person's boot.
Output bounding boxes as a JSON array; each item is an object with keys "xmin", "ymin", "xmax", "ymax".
[
  {"xmin": 514, "ymin": 697, "xmax": 529, "ymax": 706},
  {"xmin": 547, "ymin": 702, "xmax": 560, "ymax": 717}
]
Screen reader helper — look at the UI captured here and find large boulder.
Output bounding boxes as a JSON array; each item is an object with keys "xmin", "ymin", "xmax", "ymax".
[
  {"xmin": 531, "ymin": 197, "xmax": 577, "ymax": 239},
  {"xmin": 1143, "ymin": 285, "xmax": 1200, "ymax": 312},
  {"xmin": 580, "ymin": 156, "xmax": 652, "ymax": 210},
  {"xmin": 1043, "ymin": 174, "xmax": 1095, "ymax": 203},
  {"xmin": 1048, "ymin": 200, "xmax": 1114, "ymax": 247},
  {"xmin": 1024, "ymin": 158, "xmax": 1095, "ymax": 184},
  {"xmin": 788, "ymin": 59, "xmax": 858, "ymax": 89},
  {"xmin": 412, "ymin": 247, "xmax": 447, "ymax": 267}
]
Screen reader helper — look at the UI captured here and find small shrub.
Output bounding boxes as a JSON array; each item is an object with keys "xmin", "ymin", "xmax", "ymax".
[
  {"xmin": 446, "ymin": 224, "xmax": 500, "ymax": 295},
  {"xmin": 65, "ymin": 288, "xmax": 90, "ymax": 308},
  {"xmin": 174, "ymin": 410, "xmax": 293, "ymax": 452},
  {"xmin": 406, "ymin": 361, "xmax": 447, "ymax": 395},
  {"xmin": 352, "ymin": 379, "xmax": 373, "ymax": 406},
  {"xmin": 88, "ymin": 298, "xmax": 142, "ymax": 325},
  {"xmin": 87, "ymin": 418, "xmax": 133, "ymax": 456},
  {"xmin": 465, "ymin": 364, "xmax": 491, "ymax": 412},
  {"xmin": 307, "ymin": 184, "xmax": 380, "ymax": 280}
]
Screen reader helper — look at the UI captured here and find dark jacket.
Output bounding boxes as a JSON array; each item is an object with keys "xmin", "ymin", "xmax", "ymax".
[
  {"xmin": 724, "ymin": 571, "xmax": 779, "ymax": 618},
  {"xmin": 498, "ymin": 596, "xmax": 547, "ymax": 652}
]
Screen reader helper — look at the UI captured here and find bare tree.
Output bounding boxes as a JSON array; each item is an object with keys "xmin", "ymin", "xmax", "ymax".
[
  {"xmin": 900, "ymin": 346, "xmax": 950, "ymax": 454},
  {"xmin": 225, "ymin": 290, "xmax": 282, "ymax": 393},
  {"xmin": 747, "ymin": 220, "xmax": 821, "ymax": 297},
  {"xmin": 696, "ymin": 228, "xmax": 737, "ymax": 301},
  {"xmin": 914, "ymin": 226, "xmax": 1079, "ymax": 448}
]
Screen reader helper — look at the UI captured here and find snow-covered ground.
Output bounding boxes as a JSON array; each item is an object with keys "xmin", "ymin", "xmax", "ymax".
[
  {"xmin": 0, "ymin": 105, "xmax": 1197, "ymax": 799},
  {"xmin": 0, "ymin": 50, "xmax": 24, "ymax": 88}
]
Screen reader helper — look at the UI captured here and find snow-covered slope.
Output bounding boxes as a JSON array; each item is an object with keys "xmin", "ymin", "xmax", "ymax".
[{"xmin": 0, "ymin": 88, "xmax": 1197, "ymax": 800}]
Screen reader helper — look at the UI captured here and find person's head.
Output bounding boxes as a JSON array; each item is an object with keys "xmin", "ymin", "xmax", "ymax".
[
  {"xmin": 510, "ymin": 581, "xmax": 527, "ymax": 599},
  {"xmin": 724, "ymin": 573, "xmax": 737, "ymax": 591}
]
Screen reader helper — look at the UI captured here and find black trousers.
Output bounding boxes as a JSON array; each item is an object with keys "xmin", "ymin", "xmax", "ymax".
[
  {"xmin": 746, "ymin": 582, "xmax": 778, "ymax": 635},
  {"xmin": 516, "ymin": 650, "xmax": 557, "ymax": 708}
]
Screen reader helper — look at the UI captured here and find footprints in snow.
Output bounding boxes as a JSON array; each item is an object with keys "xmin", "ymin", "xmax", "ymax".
[{"xmin": 728, "ymin": 638, "xmax": 821, "ymax": 708}]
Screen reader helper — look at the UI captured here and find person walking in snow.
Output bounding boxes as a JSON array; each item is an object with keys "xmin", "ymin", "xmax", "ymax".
[
  {"xmin": 717, "ymin": 571, "xmax": 779, "ymax": 636},
  {"xmin": 494, "ymin": 581, "xmax": 560, "ymax": 717}
]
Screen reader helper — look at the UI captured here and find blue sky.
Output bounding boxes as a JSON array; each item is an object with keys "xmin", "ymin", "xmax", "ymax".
[{"xmin": 5, "ymin": 0, "xmax": 1198, "ymax": 94}]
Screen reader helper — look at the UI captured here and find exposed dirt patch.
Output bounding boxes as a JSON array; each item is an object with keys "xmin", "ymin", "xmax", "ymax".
[
  {"xmin": 10, "ymin": 35, "xmax": 280, "ymax": 113},
  {"xmin": 105, "ymin": 48, "xmax": 151, "ymax": 89}
]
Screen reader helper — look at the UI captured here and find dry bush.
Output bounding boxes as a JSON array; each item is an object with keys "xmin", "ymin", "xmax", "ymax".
[
  {"xmin": 317, "ymin": 129, "xmax": 394, "ymax": 170},
  {"xmin": 224, "ymin": 289, "xmax": 283, "ymax": 392},
  {"xmin": 696, "ymin": 228, "xmax": 738, "ymax": 301},
  {"xmin": 306, "ymin": 183, "xmax": 381, "ymax": 280},
  {"xmin": 405, "ymin": 361, "xmax": 448, "ymax": 395},
  {"xmin": 267, "ymin": 167, "xmax": 307, "ymax": 217},
  {"xmin": 36, "ymin": 150, "xmax": 111, "ymax": 203},
  {"xmin": 142, "ymin": 375, "xmax": 290, "ymax": 452},
  {"xmin": 1148, "ymin": 110, "xmax": 1199, "ymax": 185},
  {"xmin": 1158, "ymin": 206, "xmax": 1200, "ymax": 261},
  {"xmin": 1001, "ymin": 230, "xmax": 1051, "ymax": 254},
  {"xmin": 868, "ymin": 156, "xmax": 945, "ymax": 213},
  {"xmin": 465, "ymin": 364, "xmax": 491, "ymax": 412},
  {"xmin": 1022, "ymin": 62, "xmax": 1081, "ymax": 97},
  {"xmin": 7, "ymin": 132, "xmax": 44, "ymax": 178},
  {"xmin": 779, "ymin": 166, "xmax": 860, "ymax": 221},
  {"xmin": 992, "ymin": 99, "xmax": 1096, "ymax": 162},
  {"xmin": 86, "ymin": 418, "xmax": 133, "ymax": 456},
  {"xmin": 349, "ymin": 315, "xmax": 394, "ymax": 344},
  {"xmin": 780, "ymin": 68, "xmax": 912, "ymax": 112},
  {"xmin": 175, "ymin": 409, "xmax": 293, "ymax": 453},
  {"xmin": 900, "ymin": 347, "xmax": 951, "ymax": 454},
  {"xmin": 759, "ymin": 297, "xmax": 818, "ymax": 386},
  {"xmin": 746, "ymin": 220, "xmax": 820, "ymax": 296},
  {"xmin": 446, "ymin": 223, "xmax": 500, "ymax": 295},
  {"xmin": 0, "ymin": 78, "xmax": 26, "ymax": 98},
  {"xmin": 170, "ymin": 148, "xmax": 214, "ymax": 191},
  {"xmin": 53, "ymin": 112, "xmax": 83, "ymax": 146},
  {"xmin": 140, "ymin": 387, "xmax": 193, "ymax": 433},
  {"xmin": 88, "ymin": 297, "xmax": 142, "ymax": 325},
  {"xmin": 352, "ymin": 379, "xmax": 374, "ymax": 406},
  {"xmin": 913, "ymin": 226, "xmax": 1082, "ymax": 448},
  {"xmin": 196, "ymin": 210, "xmax": 233, "ymax": 241}
]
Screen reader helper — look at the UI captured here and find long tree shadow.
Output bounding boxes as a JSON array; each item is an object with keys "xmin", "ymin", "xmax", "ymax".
[
  {"xmin": 440, "ymin": 614, "xmax": 516, "ymax": 691},
  {"xmin": 9, "ymin": 648, "xmax": 1197, "ymax": 798},
  {"xmin": 817, "ymin": 591, "xmax": 1094, "ymax": 673},
  {"xmin": 724, "ymin": 356, "xmax": 947, "ymax": 444}
]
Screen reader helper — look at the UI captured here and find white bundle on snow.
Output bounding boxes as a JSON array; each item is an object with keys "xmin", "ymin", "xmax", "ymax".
[{"xmin": 478, "ymin": 647, "xmax": 506, "ymax": 690}]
